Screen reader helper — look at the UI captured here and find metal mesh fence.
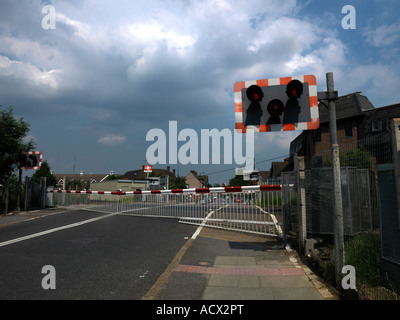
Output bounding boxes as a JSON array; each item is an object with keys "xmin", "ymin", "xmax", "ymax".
[
  {"xmin": 290, "ymin": 130, "xmax": 399, "ymax": 299},
  {"xmin": 304, "ymin": 167, "xmax": 374, "ymax": 236}
]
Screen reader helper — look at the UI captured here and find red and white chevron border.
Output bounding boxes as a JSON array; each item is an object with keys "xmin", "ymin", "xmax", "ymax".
[
  {"xmin": 234, "ymin": 74, "xmax": 319, "ymax": 133},
  {"xmin": 18, "ymin": 151, "xmax": 43, "ymax": 170}
]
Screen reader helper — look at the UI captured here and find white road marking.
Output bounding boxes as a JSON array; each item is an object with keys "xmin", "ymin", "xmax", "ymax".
[
  {"xmin": 191, "ymin": 204, "xmax": 229, "ymax": 240},
  {"xmin": 0, "ymin": 212, "xmax": 117, "ymax": 248},
  {"xmin": 255, "ymin": 205, "xmax": 283, "ymax": 236}
]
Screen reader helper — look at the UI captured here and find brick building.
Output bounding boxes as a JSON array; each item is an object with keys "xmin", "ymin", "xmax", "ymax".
[
  {"xmin": 289, "ymin": 92, "xmax": 400, "ymax": 169},
  {"xmin": 185, "ymin": 170, "xmax": 209, "ymax": 188}
]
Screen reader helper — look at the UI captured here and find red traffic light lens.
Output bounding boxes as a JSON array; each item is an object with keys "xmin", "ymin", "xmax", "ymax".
[
  {"xmin": 286, "ymin": 80, "xmax": 303, "ymax": 99},
  {"xmin": 267, "ymin": 99, "xmax": 284, "ymax": 117},
  {"xmin": 246, "ymin": 85, "xmax": 264, "ymax": 102}
]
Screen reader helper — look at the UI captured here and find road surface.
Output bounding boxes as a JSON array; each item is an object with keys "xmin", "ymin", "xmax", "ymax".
[{"xmin": 0, "ymin": 209, "xmax": 198, "ymax": 299}]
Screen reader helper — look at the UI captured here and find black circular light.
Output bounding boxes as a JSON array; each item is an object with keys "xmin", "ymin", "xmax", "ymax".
[
  {"xmin": 267, "ymin": 99, "xmax": 284, "ymax": 117},
  {"xmin": 286, "ymin": 80, "xmax": 303, "ymax": 99},
  {"xmin": 246, "ymin": 85, "xmax": 264, "ymax": 102}
]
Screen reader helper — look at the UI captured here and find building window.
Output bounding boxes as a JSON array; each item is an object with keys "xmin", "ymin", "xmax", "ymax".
[
  {"xmin": 345, "ymin": 122, "xmax": 353, "ymax": 137},
  {"xmin": 296, "ymin": 140, "xmax": 303, "ymax": 153},
  {"xmin": 314, "ymin": 155, "xmax": 322, "ymax": 168},
  {"xmin": 314, "ymin": 129, "xmax": 321, "ymax": 143},
  {"xmin": 371, "ymin": 119, "xmax": 389, "ymax": 132},
  {"xmin": 381, "ymin": 119, "xmax": 387, "ymax": 131},
  {"xmin": 372, "ymin": 120, "xmax": 380, "ymax": 132}
]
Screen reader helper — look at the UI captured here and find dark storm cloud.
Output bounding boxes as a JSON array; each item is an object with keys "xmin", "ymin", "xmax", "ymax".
[
  {"xmin": 2, "ymin": 0, "xmax": 399, "ymax": 180},
  {"xmin": 0, "ymin": 0, "xmax": 318, "ymax": 138}
]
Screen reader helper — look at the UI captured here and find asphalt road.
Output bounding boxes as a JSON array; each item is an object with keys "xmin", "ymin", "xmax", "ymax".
[{"xmin": 0, "ymin": 209, "xmax": 198, "ymax": 300}]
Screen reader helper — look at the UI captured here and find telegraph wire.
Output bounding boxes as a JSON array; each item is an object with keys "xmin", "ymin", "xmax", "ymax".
[{"xmin": 204, "ymin": 154, "xmax": 289, "ymax": 176}]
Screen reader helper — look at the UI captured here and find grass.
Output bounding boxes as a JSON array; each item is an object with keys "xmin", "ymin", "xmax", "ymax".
[{"xmin": 345, "ymin": 232, "xmax": 381, "ymax": 287}]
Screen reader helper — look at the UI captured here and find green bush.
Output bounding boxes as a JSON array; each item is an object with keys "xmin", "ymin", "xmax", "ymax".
[{"xmin": 345, "ymin": 233, "xmax": 381, "ymax": 287}]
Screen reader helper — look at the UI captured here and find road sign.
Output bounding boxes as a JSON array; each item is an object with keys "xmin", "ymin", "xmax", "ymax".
[
  {"xmin": 234, "ymin": 75, "xmax": 319, "ymax": 133},
  {"xmin": 18, "ymin": 151, "xmax": 43, "ymax": 170},
  {"xmin": 143, "ymin": 165, "xmax": 153, "ymax": 173}
]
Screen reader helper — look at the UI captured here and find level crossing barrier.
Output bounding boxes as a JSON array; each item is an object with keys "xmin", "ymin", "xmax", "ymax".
[{"xmin": 47, "ymin": 185, "xmax": 286, "ymax": 237}]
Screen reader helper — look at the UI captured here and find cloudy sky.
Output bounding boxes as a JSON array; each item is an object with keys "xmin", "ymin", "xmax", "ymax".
[{"xmin": 1, "ymin": 0, "xmax": 399, "ymax": 186}]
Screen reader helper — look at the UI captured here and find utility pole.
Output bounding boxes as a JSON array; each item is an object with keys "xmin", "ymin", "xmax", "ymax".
[
  {"xmin": 326, "ymin": 72, "xmax": 345, "ymax": 284},
  {"xmin": 318, "ymin": 72, "xmax": 344, "ymax": 285}
]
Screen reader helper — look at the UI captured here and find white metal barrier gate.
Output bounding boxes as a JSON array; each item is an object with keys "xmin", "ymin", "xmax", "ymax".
[{"xmin": 47, "ymin": 185, "xmax": 284, "ymax": 237}]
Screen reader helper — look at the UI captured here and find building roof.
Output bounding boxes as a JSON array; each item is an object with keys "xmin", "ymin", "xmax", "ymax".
[
  {"xmin": 186, "ymin": 170, "xmax": 209, "ymax": 186},
  {"xmin": 259, "ymin": 171, "xmax": 271, "ymax": 179},
  {"xmin": 270, "ymin": 158, "xmax": 290, "ymax": 177},
  {"xmin": 54, "ymin": 173, "xmax": 110, "ymax": 183},
  {"xmin": 318, "ymin": 92, "xmax": 375, "ymax": 124},
  {"xmin": 362, "ymin": 102, "xmax": 400, "ymax": 116}
]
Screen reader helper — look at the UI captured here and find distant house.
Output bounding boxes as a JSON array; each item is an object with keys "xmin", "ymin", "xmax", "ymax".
[
  {"xmin": 53, "ymin": 171, "xmax": 113, "ymax": 190},
  {"xmin": 270, "ymin": 158, "xmax": 290, "ymax": 178},
  {"xmin": 258, "ymin": 171, "xmax": 271, "ymax": 184},
  {"xmin": 90, "ymin": 179, "xmax": 136, "ymax": 192},
  {"xmin": 122, "ymin": 166, "xmax": 176, "ymax": 181},
  {"xmin": 112, "ymin": 166, "xmax": 177, "ymax": 191},
  {"xmin": 185, "ymin": 170, "xmax": 209, "ymax": 188}
]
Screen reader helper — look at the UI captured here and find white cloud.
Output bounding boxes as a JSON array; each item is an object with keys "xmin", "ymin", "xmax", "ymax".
[
  {"xmin": 98, "ymin": 135, "xmax": 127, "ymax": 146},
  {"xmin": 247, "ymin": 17, "xmax": 319, "ymax": 54},
  {"xmin": 0, "ymin": 55, "xmax": 60, "ymax": 88},
  {"xmin": 363, "ymin": 20, "xmax": 400, "ymax": 47},
  {"xmin": 343, "ymin": 63, "xmax": 400, "ymax": 107},
  {"xmin": 254, "ymin": 131, "xmax": 300, "ymax": 154},
  {"xmin": 56, "ymin": 12, "xmax": 91, "ymax": 36},
  {"xmin": 128, "ymin": 21, "xmax": 196, "ymax": 53}
]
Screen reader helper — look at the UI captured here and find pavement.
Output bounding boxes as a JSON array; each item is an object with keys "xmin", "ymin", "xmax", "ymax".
[
  {"xmin": 143, "ymin": 227, "xmax": 338, "ymax": 300},
  {"xmin": 0, "ymin": 207, "xmax": 68, "ymax": 227},
  {"xmin": 0, "ymin": 209, "xmax": 338, "ymax": 301}
]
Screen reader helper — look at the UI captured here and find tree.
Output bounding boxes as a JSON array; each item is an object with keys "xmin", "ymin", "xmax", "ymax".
[
  {"xmin": 228, "ymin": 175, "xmax": 252, "ymax": 187},
  {"xmin": 323, "ymin": 147, "xmax": 374, "ymax": 170},
  {"xmin": 32, "ymin": 161, "xmax": 57, "ymax": 187},
  {"xmin": 169, "ymin": 176, "xmax": 187, "ymax": 189},
  {"xmin": 0, "ymin": 106, "xmax": 35, "ymax": 178},
  {"xmin": 340, "ymin": 147, "xmax": 374, "ymax": 170},
  {"xmin": 105, "ymin": 174, "xmax": 122, "ymax": 181}
]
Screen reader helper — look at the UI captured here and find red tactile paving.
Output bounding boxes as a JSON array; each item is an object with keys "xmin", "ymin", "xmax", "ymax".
[{"xmin": 174, "ymin": 264, "xmax": 305, "ymax": 276}]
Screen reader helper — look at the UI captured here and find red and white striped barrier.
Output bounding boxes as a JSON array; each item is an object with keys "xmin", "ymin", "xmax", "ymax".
[{"xmin": 48, "ymin": 184, "xmax": 282, "ymax": 196}]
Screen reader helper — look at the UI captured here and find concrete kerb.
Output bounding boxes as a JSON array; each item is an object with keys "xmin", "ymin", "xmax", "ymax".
[{"xmin": 283, "ymin": 244, "xmax": 338, "ymax": 300}]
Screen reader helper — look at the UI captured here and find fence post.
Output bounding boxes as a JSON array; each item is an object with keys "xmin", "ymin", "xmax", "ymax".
[
  {"xmin": 295, "ymin": 154, "xmax": 307, "ymax": 254},
  {"xmin": 24, "ymin": 176, "xmax": 30, "ymax": 212},
  {"xmin": 390, "ymin": 118, "xmax": 400, "ymax": 229},
  {"xmin": 281, "ymin": 175, "xmax": 287, "ymax": 245},
  {"xmin": 4, "ymin": 177, "xmax": 10, "ymax": 214},
  {"xmin": 16, "ymin": 168, "xmax": 22, "ymax": 212},
  {"xmin": 40, "ymin": 177, "xmax": 47, "ymax": 209}
]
